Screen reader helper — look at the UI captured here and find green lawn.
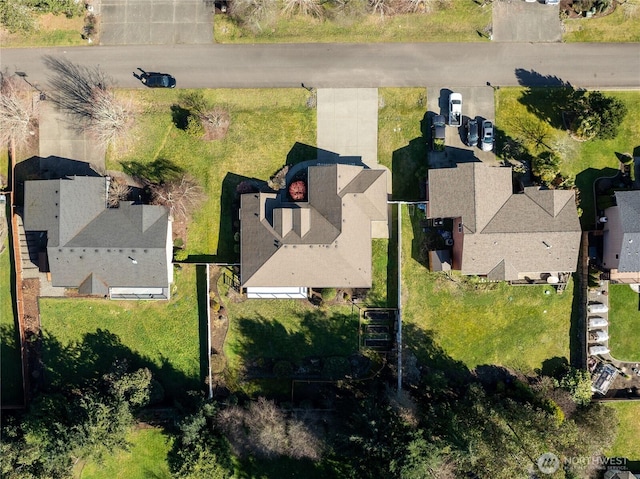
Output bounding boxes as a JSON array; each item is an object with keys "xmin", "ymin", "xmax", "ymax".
[
  {"xmin": 401, "ymin": 206, "xmax": 572, "ymax": 373},
  {"xmin": 39, "ymin": 265, "xmax": 201, "ymax": 399},
  {"xmin": 1, "ymin": 13, "xmax": 87, "ymax": 47},
  {"xmin": 377, "ymin": 88, "xmax": 428, "ymax": 200},
  {"xmin": 606, "ymin": 401, "xmax": 640, "ymax": 461},
  {"xmin": 109, "ymin": 88, "xmax": 315, "ymax": 258},
  {"xmin": 220, "ymin": 273, "xmax": 359, "ymax": 395},
  {"xmin": 608, "ymin": 284, "xmax": 640, "ymax": 362},
  {"xmin": 215, "ymin": 1, "xmax": 491, "ymax": 43},
  {"xmin": 563, "ymin": 3, "xmax": 640, "ymax": 42},
  {"xmin": 495, "ymin": 88, "xmax": 640, "ymax": 228},
  {"xmin": 0, "ymin": 228, "xmax": 23, "ymax": 406},
  {"xmin": 77, "ymin": 427, "xmax": 173, "ymax": 479}
]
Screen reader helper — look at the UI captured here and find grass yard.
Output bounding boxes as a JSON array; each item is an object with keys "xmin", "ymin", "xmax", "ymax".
[
  {"xmin": 495, "ymin": 88, "xmax": 640, "ymax": 228},
  {"xmin": 401, "ymin": 206, "xmax": 573, "ymax": 373},
  {"xmin": 377, "ymin": 88, "xmax": 428, "ymax": 200},
  {"xmin": 108, "ymin": 89, "xmax": 316, "ymax": 259},
  {"xmin": 0, "ymin": 229, "xmax": 23, "ymax": 406},
  {"xmin": 39, "ymin": 265, "xmax": 201, "ymax": 399},
  {"xmin": 77, "ymin": 427, "xmax": 173, "ymax": 479},
  {"xmin": 608, "ymin": 284, "xmax": 640, "ymax": 362},
  {"xmin": 606, "ymin": 401, "xmax": 640, "ymax": 461},
  {"xmin": 219, "ymin": 277, "xmax": 359, "ymax": 395},
  {"xmin": 563, "ymin": 3, "xmax": 640, "ymax": 42},
  {"xmin": 0, "ymin": 13, "xmax": 86, "ymax": 47},
  {"xmin": 215, "ymin": 1, "xmax": 491, "ymax": 43}
]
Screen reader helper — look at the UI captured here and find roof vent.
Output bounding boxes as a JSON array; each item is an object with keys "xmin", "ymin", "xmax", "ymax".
[{"xmin": 542, "ymin": 241, "xmax": 551, "ymax": 249}]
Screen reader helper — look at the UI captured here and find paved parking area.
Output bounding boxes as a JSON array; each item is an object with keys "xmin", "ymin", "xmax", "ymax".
[
  {"xmin": 317, "ymin": 88, "xmax": 379, "ymax": 168},
  {"xmin": 427, "ymin": 86, "xmax": 497, "ymax": 168},
  {"xmin": 99, "ymin": 0, "xmax": 213, "ymax": 45},
  {"xmin": 493, "ymin": 1, "xmax": 561, "ymax": 43},
  {"xmin": 39, "ymin": 102, "xmax": 106, "ymax": 173}
]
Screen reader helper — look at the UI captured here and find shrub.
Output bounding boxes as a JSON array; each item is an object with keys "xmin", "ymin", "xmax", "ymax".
[
  {"xmin": 267, "ymin": 165, "xmax": 289, "ymax": 191},
  {"xmin": 320, "ymin": 288, "xmax": 337, "ymax": 302},
  {"xmin": 532, "ymin": 151, "xmax": 561, "ymax": 185},
  {"xmin": 210, "ymin": 299, "xmax": 221, "ymax": 313},
  {"xmin": 185, "ymin": 114, "xmax": 204, "ymax": 137},
  {"xmin": 558, "ymin": 367, "xmax": 593, "ymax": 406},
  {"xmin": 174, "ymin": 249, "xmax": 188, "ymax": 262}
]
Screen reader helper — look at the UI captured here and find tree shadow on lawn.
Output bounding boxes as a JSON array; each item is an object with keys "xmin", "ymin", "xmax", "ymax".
[
  {"xmin": 401, "ymin": 323, "xmax": 470, "ymax": 395},
  {"xmin": 0, "ymin": 324, "xmax": 24, "ymax": 406},
  {"xmin": 120, "ymin": 158, "xmax": 183, "ymax": 185},
  {"xmin": 514, "ymin": 69, "xmax": 577, "ymax": 130},
  {"xmin": 235, "ymin": 309, "xmax": 359, "ymax": 366},
  {"xmin": 42, "ymin": 328, "xmax": 200, "ymax": 403}
]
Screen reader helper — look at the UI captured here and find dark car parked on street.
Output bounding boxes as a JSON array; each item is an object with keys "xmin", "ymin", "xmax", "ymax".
[{"xmin": 141, "ymin": 72, "xmax": 176, "ymax": 88}]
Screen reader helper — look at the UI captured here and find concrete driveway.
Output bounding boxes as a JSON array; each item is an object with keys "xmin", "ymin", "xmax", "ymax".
[
  {"xmin": 99, "ymin": 0, "xmax": 213, "ymax": 45},
  {"xmin": 493, "ymin": 0, "xmax": 561, "ymax": 43},
  {"xmin": 316, "ymin": 88, "xmax": 379, "ymax": 169},
  {"xmin": 427, "ymin": 86, "xmax": 497, "ymax": 168}
]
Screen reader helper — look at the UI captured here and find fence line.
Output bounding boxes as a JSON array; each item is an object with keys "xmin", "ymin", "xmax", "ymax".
[{"xmin": 5, "ymin": 138, "xmax": 28, "ymax": 408}]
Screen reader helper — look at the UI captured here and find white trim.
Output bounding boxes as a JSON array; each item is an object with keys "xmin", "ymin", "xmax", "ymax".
[{"xmin": 246, "ymin": 286, "xmax": 308, "ymax": 299}]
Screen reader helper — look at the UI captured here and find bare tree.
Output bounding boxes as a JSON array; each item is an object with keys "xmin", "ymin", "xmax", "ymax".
[
  {"xmin": 368, "ymin": 0, "xmax": 396, "ymax": 17},
  {"xmin": 282, "ymin": 0, "xmax": 324, "ymax": 18},
  {"xmin": 229, "ymin": 0, "xmax": 278, "ymax": 32},
  {"xmin": 217, "ymin": 397, "xmax": 323, "ymax": 460},
  {"xmin": 43, "ymin": 56, "xmax": 132, "ymax": 147},
  {"xmin": 107, "ymin": 177, "xmax": 131, "ymax": 208},
  {"xmin": 149, "ymin": 175, "xmax": 205, "ymax": 220},
  {"xmin": 0, "ymin": 72, "xmax": 38, "ymax": 146}
]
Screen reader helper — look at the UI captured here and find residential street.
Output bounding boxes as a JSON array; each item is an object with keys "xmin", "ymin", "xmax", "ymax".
[{"xmin": 1, "ymin": 42, "xmax": 638, "ymax": 90}]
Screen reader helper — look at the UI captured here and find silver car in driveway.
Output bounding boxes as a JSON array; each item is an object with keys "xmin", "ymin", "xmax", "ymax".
[{"xmin": 481, "ymin": 120, "xmax": 494, "ymax": 151}]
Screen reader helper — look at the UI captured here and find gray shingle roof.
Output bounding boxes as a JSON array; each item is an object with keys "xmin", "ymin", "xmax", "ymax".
[
  {"xmin": 614, "ymin": 190, "xmax": 640, "ymax": 272},
  {"xmin": 428, "ymin": 163, "xmax": 581, "ymax": 280},
  {"xmin": 240, "ymin": 164, "xmax": 388, "ymax": 288},
  {"xmin": 24, "ymin": 176, "xmax": 171, "ymax": 292}
]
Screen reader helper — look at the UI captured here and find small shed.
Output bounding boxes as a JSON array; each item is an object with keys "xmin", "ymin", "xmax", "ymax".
[{"xmin": 429, "ymin": 250, "xmax": 451, "ymax": 272}]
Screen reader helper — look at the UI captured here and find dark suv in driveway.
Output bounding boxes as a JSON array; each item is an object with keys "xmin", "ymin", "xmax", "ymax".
[{"xmin": 465, "ymin": 119, "xmax": 479, "ymax": 147}]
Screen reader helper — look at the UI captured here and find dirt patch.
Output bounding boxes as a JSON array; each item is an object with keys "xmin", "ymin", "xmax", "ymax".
[
  {"xmin": 209, "ymin": 266, "xmax": 230, "ymax": 377},
  {"xmin": 202, "ymin": 109, "xmax": 231, "ymax": 141}
]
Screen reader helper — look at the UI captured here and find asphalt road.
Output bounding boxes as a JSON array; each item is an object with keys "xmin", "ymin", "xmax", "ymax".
[{"xmin": 1, "ymin": 43, "xmax": 638, "ymax": 90}]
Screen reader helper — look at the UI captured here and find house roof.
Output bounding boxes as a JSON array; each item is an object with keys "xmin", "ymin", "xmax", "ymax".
[
  {"xmin": 614, "ymin": 190, "xmax": 640, "ymax": 272},
  {"xmin": 23, "ymin": 176, "xmax": 171, "ymax": 292},
  {"xmin": 240, "ymin": 164, "xmax": 388, "ymax": 288},
  {"xmin": 428, "ymin": 163, "xmax": 581, "ymax": 280}
]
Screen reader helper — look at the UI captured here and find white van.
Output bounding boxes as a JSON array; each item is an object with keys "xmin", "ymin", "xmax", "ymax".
[
  {"xmin": 588, "ymin": 316, "xmax": 608, "ymax": 329},
  {"xmin": 589, "ymin": 345, "xmax": 610, "ymax": 356},
  {"xmin": 588, "ymin": 303, "xmax": 608, "ymax": 314}
]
